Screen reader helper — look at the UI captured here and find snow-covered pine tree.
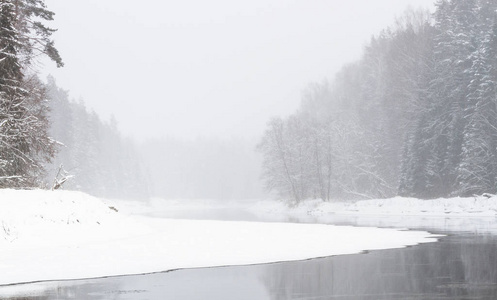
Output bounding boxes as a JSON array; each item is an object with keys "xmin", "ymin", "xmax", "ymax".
[
  {"xmin": 0, "ymin": 0, "xmax": 58, "ymax": 188},
  {"xmin": 407, "ymin": 0, "xmax": 479, "ymax": 197},
  {"xmin": 13, "ymin": 0, "xmax": 63, "ymax": 68},
  {"xmin": 0, "ymin": 0, "xmax": 28, "ymax": 186},
  {"xmin": 457, "ymin": 10, "xmax": 497, "ymax": 196}
]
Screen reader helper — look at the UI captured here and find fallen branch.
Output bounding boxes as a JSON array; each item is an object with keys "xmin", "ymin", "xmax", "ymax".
[{"xmin": 52, "ymin": 164, "xmax": 73, "ymax": 191}]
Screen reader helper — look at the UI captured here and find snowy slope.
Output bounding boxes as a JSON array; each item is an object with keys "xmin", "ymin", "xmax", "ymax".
[{"xmin": 0, "ymin": 190, "xmax": 439, "ymax": 285}]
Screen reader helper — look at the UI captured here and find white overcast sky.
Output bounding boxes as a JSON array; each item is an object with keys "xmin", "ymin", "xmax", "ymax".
[{"xmin": 42, "ymin": 0, "xmax": 435, "ymax": 141}]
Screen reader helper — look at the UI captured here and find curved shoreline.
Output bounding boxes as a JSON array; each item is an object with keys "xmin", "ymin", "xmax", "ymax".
[{"xmin": 0, "ymin": 190, "xmax": 441, "ymax": 286}]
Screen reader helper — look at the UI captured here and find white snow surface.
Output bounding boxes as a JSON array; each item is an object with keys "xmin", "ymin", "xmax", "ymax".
[
  {"xmin": 0, "ymin": 190, "xmax": 440, "ymax": 286},
  {"xmin": 250, "ymin": 195, "xmax": 497, "ymax": 218}
]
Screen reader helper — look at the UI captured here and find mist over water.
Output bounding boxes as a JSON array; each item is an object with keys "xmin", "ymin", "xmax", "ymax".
[{"xmin": 140, "ymin": 137, "xmax": 265, "ymax": 200}]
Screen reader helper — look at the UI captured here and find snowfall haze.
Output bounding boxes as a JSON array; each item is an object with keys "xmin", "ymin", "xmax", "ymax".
[
  {"xmin": 42, "ymin": 0, "xmax": 435, "ymax": 141},
  {"xmin": 5, "ymin": 0, "xmax": 497, "ymax": 296}
]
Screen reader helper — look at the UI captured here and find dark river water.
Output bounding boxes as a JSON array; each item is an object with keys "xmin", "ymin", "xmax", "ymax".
[{"xmin": 2, "ymin": 211, "xmax": 497, "ymax": 300}]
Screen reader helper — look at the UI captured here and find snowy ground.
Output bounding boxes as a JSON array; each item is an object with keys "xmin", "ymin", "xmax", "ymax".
[
  {"xmin": 289, "ymin": 195, "xmax": 497, "ymax": 217},
  {"xmin": 248, "ymin": 196, "xmax": 497, "ymax": 234},
  {"xmin": 0, "ymin": 190, "xmax": 441, "ymax": 286}
]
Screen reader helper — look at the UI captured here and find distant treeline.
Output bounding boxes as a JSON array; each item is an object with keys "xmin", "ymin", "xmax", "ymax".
[
  {"xmin": 46, "ymin": 77, "xmax": 150, "ymax": 199},
  {"xmin": 258, "ymin": 0, "xmax": 497, "ymax": 203}
]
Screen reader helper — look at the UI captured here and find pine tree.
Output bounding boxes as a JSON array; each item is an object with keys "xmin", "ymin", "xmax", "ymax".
[
  {"xmin": 0, "ymin": 0, "xmax": 58, "ymax": 187},
  {"xmin": 457, "ymin": 13, "xmax": 497, "ymax": 195},
  {"xmin": 0, "ymin": 1, "xmax": 31, "ymax": 186},
  {"xmin": 404, "ymin": 0, "xmax": 480, "ymax": 197},
  {"xmin": 13, "ymin": 0, "xmax": 63, "ymax": 67},
  {"xmin": 0, "ymin": 0, "xmax": 60, "ymax": 188}
]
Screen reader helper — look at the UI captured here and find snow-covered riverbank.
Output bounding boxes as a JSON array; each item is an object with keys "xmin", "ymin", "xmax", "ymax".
[
  {"xmin": 126, "ymin": 194, "xmax": 497, "ymax": 220},
  {"xmin": 0, "ymin": 190, "xmax": 440, "ymax": 286},
  {"xmin": 252, "ymin": 195, "xmax": 497, "ymax": 217},
  {"xmin": 246, "ymin": 196, "xmax": 497, "ymax": 235}
]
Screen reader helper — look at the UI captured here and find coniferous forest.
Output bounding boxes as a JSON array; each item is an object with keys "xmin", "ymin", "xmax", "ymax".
[
  {"xmin": 259, "ymin": 0, "xmax": 497, "ymax": 203},
  {"xmin": 46, "ymin": 77, "xmax": 150, "ymax": 199}
]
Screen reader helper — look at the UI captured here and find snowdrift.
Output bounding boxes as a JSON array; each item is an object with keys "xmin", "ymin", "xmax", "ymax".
[{"xmin": 0, "ymin": 190, "xmax": 440, "ymax": 286}]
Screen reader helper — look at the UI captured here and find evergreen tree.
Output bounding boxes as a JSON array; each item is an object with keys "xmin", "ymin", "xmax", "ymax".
[
  {"xmin": 402, "ymin": 0, "xmax": 479, "ymax": 197},
  {"xmin": 457, "ymin": 15, "xmax": 497, "ymax": 195},
  {"xmin": 0, "ymin": 0, "xmax": 27, "ymax": 186},
  {"xmin": 0, "ymin": 0, "xmax": 60, "ymax": 188},
  {"xmin": 0, "ymin": 1, "xmax": 55, "ymax": 187},
  {"xmin": 13, "ymin": 0, "xmax": 63, "ymax": 67}
]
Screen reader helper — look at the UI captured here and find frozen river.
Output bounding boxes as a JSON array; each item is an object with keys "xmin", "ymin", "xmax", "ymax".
[{"xmin": 2, "ymin": 204, "xmax": 497, "ymax": 299}]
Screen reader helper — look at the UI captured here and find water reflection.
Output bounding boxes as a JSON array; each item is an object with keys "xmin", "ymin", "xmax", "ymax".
[
  {"xmin": 263, "ymin": 233, "xmax": 497, "ymax": 299},
  {"xmin": 2, "ymin": 231, "xmax": 497, "ymax": 300}
]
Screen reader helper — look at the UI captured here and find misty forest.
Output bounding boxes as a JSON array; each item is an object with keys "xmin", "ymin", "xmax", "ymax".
[
  {"xmin": 5, "ymin": 0, "xmax": 497, "ymax": 298},
  {"xmin": 259, "ymin": 0, "xmax": 497, "ymax": 203},
  {"xmin": 2, "ymin": 0, "xmax": 497, "ymax": 205}
]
